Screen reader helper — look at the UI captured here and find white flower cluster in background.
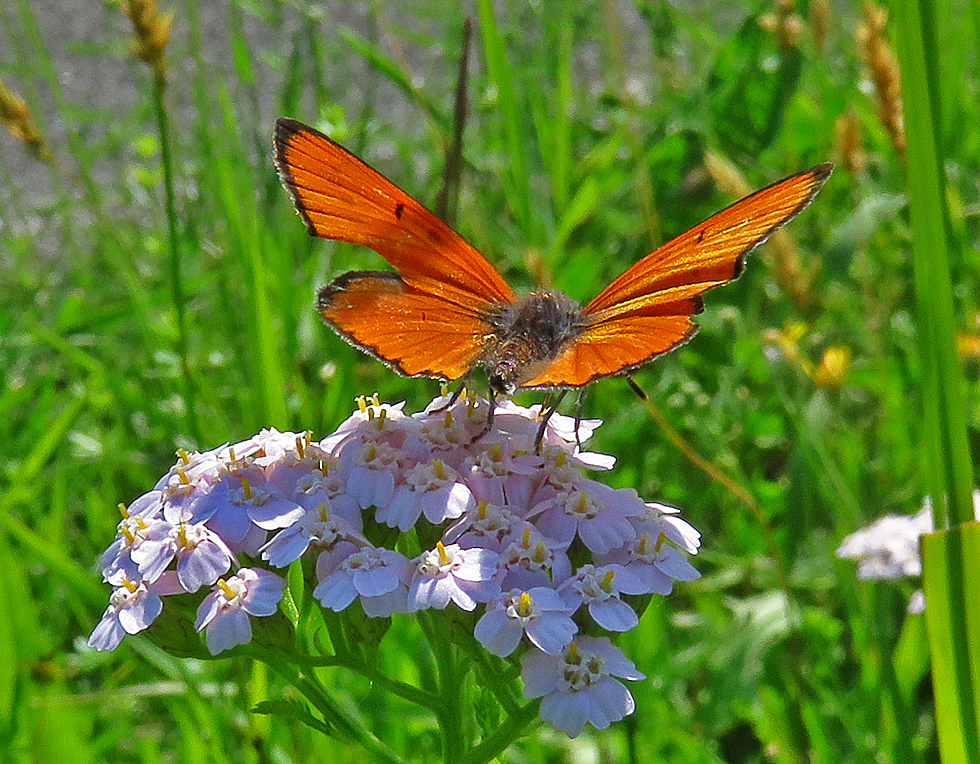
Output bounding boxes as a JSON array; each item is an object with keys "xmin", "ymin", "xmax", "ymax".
[
  {"xmin": 90, "ymin": 393, "xmax": 702, "ymax": 737},
  {"xmin": 836, "ymin": 490, "xmax": 980, "ymax": 613}
]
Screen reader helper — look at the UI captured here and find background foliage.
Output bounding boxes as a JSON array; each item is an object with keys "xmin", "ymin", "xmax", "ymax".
[{"xmin": 1, "ymin": 0, "xmax": 977, "ymax": 761}]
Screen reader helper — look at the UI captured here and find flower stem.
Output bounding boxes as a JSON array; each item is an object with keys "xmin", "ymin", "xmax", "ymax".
[
  {"xmin": 150, "ymin": 70, "xmax": 199, "ymax": 442},
  {"xmin": 258, "ymin": 650, "xmax": 411, "ymax": 764},
  {"xmin": 458, "ymin": 700, "xmax": 541, "ymax": 764}
]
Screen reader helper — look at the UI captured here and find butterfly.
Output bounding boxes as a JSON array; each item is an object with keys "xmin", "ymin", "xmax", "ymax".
[{"xmin": 274, "ymin": 117, "xmax": 830, "ymax": 430}]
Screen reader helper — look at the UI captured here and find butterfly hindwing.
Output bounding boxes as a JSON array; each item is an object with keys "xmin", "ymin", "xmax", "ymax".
[{"xmin": 317, "ymin": 271, "xmax": 492, "ymax": 381}]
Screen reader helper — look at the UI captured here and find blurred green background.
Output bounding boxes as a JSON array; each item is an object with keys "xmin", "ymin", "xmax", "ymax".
[{"xmin": 2, "ymin": 0, "xmax": 977, "ymax": 761}]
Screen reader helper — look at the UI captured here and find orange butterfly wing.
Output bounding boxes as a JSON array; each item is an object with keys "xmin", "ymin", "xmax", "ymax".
[
  {"xmin": 522, "ymin": 164, "xmax": 832, "ymax": 388},
  {"xmin": 275, "ymin": 118, "xmax": 515, "ymax": 381},
  {"xmin": 274, "ymin": 119, "xmax": 514, "ymax": 307}
]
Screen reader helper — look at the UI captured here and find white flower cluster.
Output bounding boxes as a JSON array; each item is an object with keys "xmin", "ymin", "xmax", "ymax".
[{"xmin": 91, "ymin": 393, "xmax": 702, "ymax": 737}]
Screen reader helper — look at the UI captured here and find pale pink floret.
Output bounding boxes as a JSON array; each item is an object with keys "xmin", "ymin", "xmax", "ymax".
[
  {"xmin": 558, "ymin": 564, "xmax": 649, "ymax": 632},
  {"xmin": 196, "ymin": 568, "xmax": 285, "ymax": 654},
  {"xmin": 532, "ymin": 482, "xmax": 642, "ymax": 554},
  {"xmin": 596, "ymin": 529, "xmax": 701, "ymax": 596},
  {"xmin": 522, "ymin": 636, "xmax": 645, "ymax": 737},
  {"xmin": 408, "ymin": 543, "xmax": 500, "ymax": 611},
  {"xmin": 376, "ymin": 459, "xmax": 474, "ymax": 530},
  {"xmin": 88, "ymin": 571, "xmax": 183, "ymax": 651},
  {"xmin": 314, "ymin": 541, "xmax": 414, "ymax": 616},
  {"xmin": 474, "ymin": 587, "xmax": 577, "ymax": 657},
  {"xmin": 131, "ymin": 520, "xmax": 234, "ymax": 592},
  {"xmin": 260, "ymin": 500, "xmax": 362, "ymax": 568}
]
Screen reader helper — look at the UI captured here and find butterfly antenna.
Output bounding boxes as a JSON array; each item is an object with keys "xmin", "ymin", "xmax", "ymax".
[
  {"xmin": 533, "ymin": 389, "xmax": 569, "ymax": 452},
  {"xmin": 625, "ymin": 374, "xmax": 648, "ymax": 401}
]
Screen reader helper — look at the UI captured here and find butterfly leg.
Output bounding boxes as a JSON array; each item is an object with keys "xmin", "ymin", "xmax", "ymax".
[
  {"xmin": 533, "ymin": 389, "xmax": 569, "ymax": 452},
  {"xmin": 572, "ymin": 386, "xmax": 589, "ymax": 449},
  {"xmin": 469, "ymin": 387, "xmax": 497, "ymax": 444}
]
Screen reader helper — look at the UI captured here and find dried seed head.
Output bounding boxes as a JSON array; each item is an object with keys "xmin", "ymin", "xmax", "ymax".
[{"xmin": 857, "ymin": 2, "xmax": 905, "ymax": 158}]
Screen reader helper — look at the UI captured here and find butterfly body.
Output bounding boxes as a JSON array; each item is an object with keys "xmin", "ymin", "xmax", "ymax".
[
  {"xmin": 481, "ymin": 290, "xmax": 586, "ymax": 394},
  {"xmin": 276, "ymin": 117, "xmax": 831, "ymax": 396}
]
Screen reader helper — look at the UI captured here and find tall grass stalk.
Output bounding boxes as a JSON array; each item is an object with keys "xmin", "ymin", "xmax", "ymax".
[{"xmin": 894, "ymin": 0, "xmax": 978, "ymax": 760}]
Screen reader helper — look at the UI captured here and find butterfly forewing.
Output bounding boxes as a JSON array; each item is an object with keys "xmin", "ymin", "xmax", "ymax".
[
  {"xmin": 274, "ymin": 118, "xmax": 516, "ymax": 309},
  {"xmin": 583, "ymin": 164, "xmax": 832, "ymax": 315}
]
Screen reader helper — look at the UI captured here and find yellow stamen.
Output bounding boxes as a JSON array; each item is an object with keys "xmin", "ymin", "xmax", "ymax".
[
  {"xmin": 316, "ymin": 501, "xmax": 330, "ymax": 521},
  {"xmin": 433, "ymin": 459, "xmax": 446, "ymax": 480},
  {"xmin": 217, "ymin": 578, "xmax": 237, "ymax": 600},
  {"xmin": 443, "ymin": 410, "xmax": 453, "ymax": 429},
  {"xmin": 532, "ymin": 543, "xmax": 548, "ymax": 563},
  {"xmin": 490, "ymin": 443, "xmax": 502, "ymax": 462},
  {"xmin": 295, "ymin": 436, "xmax": 306, "ymax": 459},
  {"xmin": 601, "ymin": 570, "xmax": 616, "ymax": 589},
  {"xmin": 566, "ymin": 642, "xmax": 581, "ymax": 664},
  {"xmin": 371, "ymin": 392, "xmax": 380, "ymax": 406},
  {"xmin": 241, "ymin": 477, "xmax": 252, "ymax": 499},
  {"xmin": 521, "ymin": 527, "xmax": 532, "ymax": 547},
  {"xmin": 654, "ymin": 532, "xmax": 666, "ymax": 552},
  {"xmin": 576, "ymin": 492, "xmax": 588, "ymax": 513},
  {"xmin": 118, "ymin": 502, "xmax": 130, "ymax": 519},
  {"xmin": 177, "ymin": 524, "xmax": 188, "ymax": 548},
  {"xmin": 355, "ymin": 395, "xmax": 367, "ymax": 412},
  {"xmin": 555, "ymin": 451, "xmax": 567, "ymax": 467},
  {"xmin": 176, "ymin": 447, "xmax": 190, "ymax": 464},
  {"xmin": 228, "ymin": 447, "xmax": 237, "ymax": 463},
  {"xmin": 637, "ymin": 533, "xmax": 650, "ymax": 555},
  {"xmin": 518, "ymin": 591, "xmax": 533, "ymax": 617},
  {"xmin": 176, "ymin": 465, "xmax": 190, "ymax": 484},
  {"xmin": 436, "ymin": 540, "xmax": 450, "ymax": 566},
  {"xmin": 477, "ymin": 500, "xmax": 488, "ymax": 519},
  {"xmin": 122, "ymin": 577, "xmax": 140, "ymax": 594}
]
